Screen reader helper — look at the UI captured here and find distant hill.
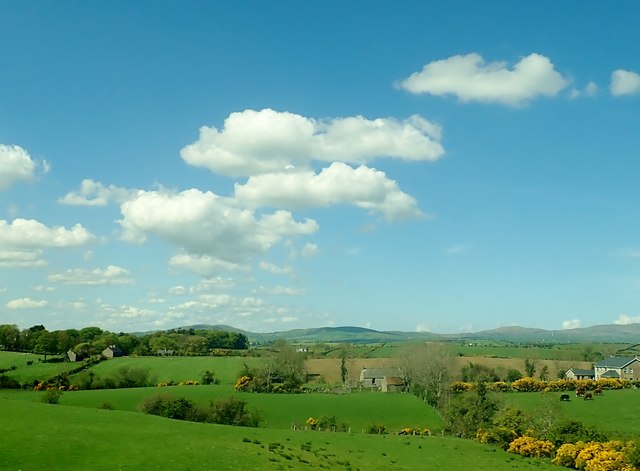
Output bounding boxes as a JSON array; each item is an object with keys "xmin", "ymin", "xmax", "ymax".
[{"xmin": 181, "ymin": 323, "xmax": 640, "ymax": 345}]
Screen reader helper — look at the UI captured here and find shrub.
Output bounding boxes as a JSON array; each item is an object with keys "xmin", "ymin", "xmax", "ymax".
[
  {"xmin": 511, "ymin": 377, "xmax": 545, "ymax": 392},
  {"xmin": 0, "ymin": 374, "xmax": 20, "ymax": 389},
  {"xmin": 507, "ymin": 436, "xmax": 554, "ymax": 458},
  {"xmin": 449, "ymin": 381, "xmax": 474, "ymax": 393},
  {"xmin": 207, "ymin": 397, "xmax": 261, "ymax": 427},
  {"xmin": 477, "ymin": 427, "xmax": 518, "ymax": 450},
  {"xmin": 138, "ymin": 394, "xmax": 203, "ymax": 421},
  {"xmin": 368, "ymin": 424, "xmax": 386, "ymax": 434},
  {"xmin": 99, "ymin": 401, "xmax": 114, "ymax": 410},
  {"xmin": 41, "ymin": 388, "xmax": 62, "ymax": 404}
]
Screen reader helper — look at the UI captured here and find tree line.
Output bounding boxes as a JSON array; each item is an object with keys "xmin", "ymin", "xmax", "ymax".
[{"xmin": 0, "ymin": 324, "xmax": 248, "ymax": 359}]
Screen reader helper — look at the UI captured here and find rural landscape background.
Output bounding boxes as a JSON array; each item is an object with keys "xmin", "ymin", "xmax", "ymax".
[
  {"xmin": 2, "ymin": 1, "xmax": 640, "ymax": 469},
  {"xmin": 2, "ymin": 321, "xmax": 640, "ymax": 469}
]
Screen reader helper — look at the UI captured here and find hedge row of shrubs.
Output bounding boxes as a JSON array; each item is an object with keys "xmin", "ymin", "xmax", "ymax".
[
  {"xmin": 450, "ymin": 378, "xmax": 636, "ymax": 393},
  {"xmin": 139, "ymin": 394, "xmax": 262, "ymax": 427},
  {"xmin": 505, "ymin": 437, "xmax": 639, "ymax": 470}
]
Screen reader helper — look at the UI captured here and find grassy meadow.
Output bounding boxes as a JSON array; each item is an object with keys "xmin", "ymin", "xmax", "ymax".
[
  {"xmin": 0, "ymin": 397, "xmax": 558, "ymax": 471},
  {"xmin": 500, "ymin": 389, "xmax": 640, "ymax": 439}
]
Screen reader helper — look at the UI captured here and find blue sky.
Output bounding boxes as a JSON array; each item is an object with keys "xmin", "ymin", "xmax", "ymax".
[{"xmin": 1, "ymin": 1, "xmax": 639, "ymax": 333}]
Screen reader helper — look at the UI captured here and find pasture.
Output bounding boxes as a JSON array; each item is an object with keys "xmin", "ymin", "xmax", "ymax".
[
  {"xmin": 500, "ymin": 389, "xmax": 640, "ymax": 439},
  {"xmin": 4, "ymin": 385, "xmax": 444, "ymax": 433},
  {"xmin": 80, "ymin": 355, "xmax": 262, "ymax": 385},
  {"xmin": 0, "ymin": 351, "xmax": 79, "ymax": 384},
  {"xmin": 0, "ymin": 397, "xmax": 558, "ymax": 470}
]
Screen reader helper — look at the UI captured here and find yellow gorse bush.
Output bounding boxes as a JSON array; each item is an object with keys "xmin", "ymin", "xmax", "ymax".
[{"xmin": 507, "ymin": 436, "xmax": 555, "ymax": 458}]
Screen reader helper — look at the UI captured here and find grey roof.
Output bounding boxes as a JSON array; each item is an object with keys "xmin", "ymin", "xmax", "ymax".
[
  {"xmin": 600, "ymin": 370, "xmax": 621, "ymax": 378},
  {"xmin": 595, "ymin": 356, "xmax": 638, "ymax": 369},
  {"xmin": 361, "ymin": 368, "xmax": 398, "ymax": 379},
  {"xmin": 568, "ymin": 368, "xmax": 594, "ymax": 376}
]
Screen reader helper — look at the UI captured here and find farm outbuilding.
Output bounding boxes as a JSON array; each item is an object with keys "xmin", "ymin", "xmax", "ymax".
[
  {"xmin": 101, "ymin": 345, "xmax": 123, "ymax": 359},
  {"xmin": 360, "ymin": 367, "xmax": 404, "ymax": 392}
]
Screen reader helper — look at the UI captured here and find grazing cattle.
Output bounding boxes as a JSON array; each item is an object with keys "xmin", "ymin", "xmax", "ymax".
[
  {"xmin": 575, "ymin": 388, "xmax": 586, "ymax": 397},
  {"xmin": 594, "ymin": 388, "xmax": 603, "ymax": 396},
  {"xmin": 560, "ymin": 394, "xmax": 570, "ymax": 401},
  {"xmin": 584, "ymin": 393, "xmax": 593, "ymax": 400}
]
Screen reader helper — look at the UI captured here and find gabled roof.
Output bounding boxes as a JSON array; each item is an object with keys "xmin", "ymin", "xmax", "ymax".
[
  {"xmin": 568, "ymin": 368, "xmax": 594, "ymax": 376},
  {"xmin": 361, "ymin": 368, "xmax": 398, "ymax": 379},
  {"xmin": 600, "ymin": 370, "xmax": 621, "ymax": 378},
  {"xmin": 595, "ymin": 356, "xmax": 638, "ymax": 369}
]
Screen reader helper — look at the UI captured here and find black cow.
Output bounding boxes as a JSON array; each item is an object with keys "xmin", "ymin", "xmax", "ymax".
[{"xmin": 560, "ymin": 394, "xmax": 570, "ymax": 401}]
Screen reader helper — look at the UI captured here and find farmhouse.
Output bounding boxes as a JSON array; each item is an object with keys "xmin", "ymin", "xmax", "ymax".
[
  {"xmin": 594, "ymin": 356, "xmax": 640, "ymax": 380},
  {"xmin": 67, "ymin": 349, "xmax": 84, "ymax": 362},
  {"xmin": 565, "ymin": 368, "xmax": 595, "ymax": 380},
  {"xmin": 101, "ymin": 345, "xmax": 123, "ymax": 359},
  {"xmin": 360, "ymin": 367, "xmax": 404, "ymax": 392}
]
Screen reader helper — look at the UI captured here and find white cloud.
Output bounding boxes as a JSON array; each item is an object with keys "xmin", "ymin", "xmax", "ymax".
[
  {"xmin": 181, "ymin": 109, "xmax": 444, "ymax": 177},
  {"xmin": 33, "ymin": 285, "xmax": 55, "ymax": 292},
  {"xmin": 120, "ymin": 188, "xmax": 318, "ymax": 264},
  {"xmin": 257, "ymin": 285, "xmax": 306, "ymax": 296},
  {"xmin": 610, "ymin": 69, "xmax": 640, "ymax": 96},
  {"xmin": 0, "ymin": 219, "xmax": 94, "ymax": 249},
  {"xmin": 301, "ymin": 243, "xmax": 319, "ymax": 258},
  {"xmin": 259, "ymin": 261, "xmax": 294, "ymax": 275},
  {"xmin": 561, "ymin": 319, "xmax": 582, "ymax": 329},
  {"xmin": 169, "ymin": 253, "xmax": 249, "ymax": 276},
  {"xmin": 399, "ymin": 53, "xmax": 568, "ymax": 106},
  {"xmin": 59, "ymin": 179, "xmax": 135, "ymax": 206},
  {"xmin": 0, "ymin": 250, "xmax": 47, "ymax": 268},
  {"xmin": 235, "ymin": 162, "xmax": 423, "ymax": 221},
  {"xmin": 614, "ymin": 314, "xmax": 640, "ymax": 325},
  {"xmin": 48, "ymin": 265, "xmax": 134, "ymax": 285},
  {"xmin": 7, "ymin": 297, "xmax": 48, "ymax": 309},
  {"xmin": 585, "ymin": 81, "xmax": 598, "ymax": 96},
  {"xmin": 0, "ymin": 145, "xmax": 49, "ymax": 190}
]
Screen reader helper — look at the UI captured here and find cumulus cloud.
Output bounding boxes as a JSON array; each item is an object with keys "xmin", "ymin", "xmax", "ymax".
[
  {"xmin": 120, "ymin": 188, "xmax": 318, "ymax": 265},
  {"xmin": 0, "ymin": 250, "xmax": 47, "ymax": 268},
  {"xmin": 301, "ymin": 243, "xmax": 319, "ymax": 258},
  {"xmin": 399, "ymin": 53, "xmax": 568, "ymax": 106},
  {"xmin": 58, "ymin": 179, "xmax": 135, "ymax": 206},
  {"xmin": 48, "ymin": 265, "xmax": 134, "ymax": 285},
  {"xmin": 7, "ymin": 297, "xmax": 48, "ymax": 309},
  {"xmin": 181, "ymin": 109, "xmax": 444, "ymax": 177},
  {"xmin": 169, "ymin": 253, "xmax": 248, "ymax": 276},
  {"xmin": 614, "ymin": 314, "xmax": 640, "ymax": 325},
  {"xmin": 235, "ymin": 162, "xmax": 423, "ymax": 221},
  {"xmin": 0, "ymin": 219, "xmax": 94, "ymax": 249},
  {"xmin": 259, "ymin": 261, "xmax": 294, "ymax": 275},
  {"xmin": 610, "ymin": 69, "xmax": 640, "ymax": 96},
  {"xmin": 257, "ymin": 285, "xmax": 306, "ymax": 296},
  {"xmin": 0, "ymin": 145, "xmax": 49, "ymax": 190},
  {"xmin": 561, "ymin": 319, "xmax": 582, "ymax": 329}
]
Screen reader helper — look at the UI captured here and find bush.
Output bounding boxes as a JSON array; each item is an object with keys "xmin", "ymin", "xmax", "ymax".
[
  {"xmin": 368, "ymin": 424, "xmax": 386, "ymax": 434},
  {"xmin": 41, "ymin": 388, "xmax": 62, "ymax": 405},
  {"xmin": 207, "ymin": 397, "xmax": 261, "ymax": 427},
  {"xmin": 507, "ymin": 436, "xmax": 554, "ymax": 458},
  {"xmin": 477, "ymin": 427, "xmax": 518, "ymax": 449},
  {"xmin": 138, "ymin": 394, "xmax": 203, "ymax": 421},
  {"xmin": 0, "ymin": 374, "xmax": 20, "ymax": 389}
]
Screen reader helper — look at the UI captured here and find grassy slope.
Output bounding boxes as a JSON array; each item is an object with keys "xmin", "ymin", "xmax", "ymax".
[
  {"xmin": 0, "ymin": 397, "xmax": 557, "ymax": 471},
  {"xmin": 500, "ymin": 390, "xmax": 640, "ymax": 438},
  {"xmin": 83, "ymin": 356, "xmax": 262, "ymax": 385},
  {"xmin": 4, "ymin": 386, "xmax": 444, "ymax": 433}
]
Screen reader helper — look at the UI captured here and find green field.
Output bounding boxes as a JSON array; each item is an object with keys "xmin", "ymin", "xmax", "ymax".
[
  {"xmin": 0, "ymin": 351, "xmax": 79, "ymax": 384},
  {"xmin": 0, "ymin": 397, "xmax": 558, "ymax": 470},
  {"xmin": 499, "ymin": 389, "xmax": 640, "ymax": 438},
  {"xmin": 4, "ymin": 386, "xmax": 444, "ymax": 433},
  {"xmin": 79, "ymin": 355, "xmax": 262, "ymax": 385}
]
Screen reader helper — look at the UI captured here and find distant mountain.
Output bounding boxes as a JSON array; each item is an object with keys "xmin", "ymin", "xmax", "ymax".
[{"xmin": 174, "ymin": 322, "xmax": 640, "ymax": 344}]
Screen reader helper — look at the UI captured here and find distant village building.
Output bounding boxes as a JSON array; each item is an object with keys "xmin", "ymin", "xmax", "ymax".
[
  {"xmin": 565, "ymin": 368, "xmax": 595, "ymax": 380},
  {"xmin": 593, "ymin": 356, "xmax": 640, "ymax": 380},
  {"xmin": 156, "ymin": 349, "xmax": 175, "ymax": 356},
  {"xmin": 359, "ymin": 367, "xmax": 404, "ymax": 392},
  {"xmin": 67, "ymin": 349, "xmax": 82, "ymax": 362},
  {"xmin": 101, "ymin": 345, "xmax": 123, "ymax": 359}
]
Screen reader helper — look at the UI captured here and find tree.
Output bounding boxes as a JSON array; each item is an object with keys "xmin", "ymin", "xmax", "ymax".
[
  {"xmin": 0, "ymin": 324, "xmax": 20, "ymax": 351},
  {"xmin": 524, "ymin": 359, "xmax": 536, "ymax": 377},
  {"xmin": 398, "ymin": 342, "xmax": 452, "ymax": 407},
  {"xmin": 539, "ymin": 365, "xmax": 550, "ymax": 381},
  {"xmin": 444, "ymin": 382, "xmax": 499, "ymax": 438},
  {"xmin": 34, "ymin": 331, "xmax": 59, "ymax": 361},
  {"xmin": 338, "ymin": 344, "xmax": 351, "ymax": 384}
]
